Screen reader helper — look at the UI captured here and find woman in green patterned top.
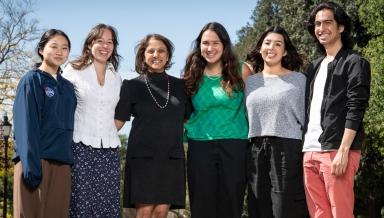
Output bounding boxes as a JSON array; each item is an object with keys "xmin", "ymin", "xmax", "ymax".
[{"xmin": 183, "ymin": 22, "xmax": 249, "ymax": 218}]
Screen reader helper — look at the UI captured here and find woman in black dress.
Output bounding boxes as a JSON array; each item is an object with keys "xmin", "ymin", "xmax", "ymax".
[{"xmin": 115, "ymin": 33, "xmax": 191, "ymax": 218}]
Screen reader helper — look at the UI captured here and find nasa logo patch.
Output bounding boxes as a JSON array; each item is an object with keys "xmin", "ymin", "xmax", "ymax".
[{"xmin": 44, "ymin": 87, "xmax": 55, "ymax": 97}]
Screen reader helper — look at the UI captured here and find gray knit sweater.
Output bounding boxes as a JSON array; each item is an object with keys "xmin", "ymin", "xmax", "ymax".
[{"xmin": 245, "ymin": 72, "xmax": 306, "ymax": 140}]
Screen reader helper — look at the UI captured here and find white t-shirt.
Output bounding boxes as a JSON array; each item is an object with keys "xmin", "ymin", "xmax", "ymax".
[{"xmin": 303, "ymin": 57, "xmax": 334, "ymax": 151}]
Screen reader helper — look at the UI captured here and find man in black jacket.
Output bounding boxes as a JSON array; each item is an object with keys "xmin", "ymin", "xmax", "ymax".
[{"xmin": 302, "ymin": 2, "xmax": 371, "ymax": 218}]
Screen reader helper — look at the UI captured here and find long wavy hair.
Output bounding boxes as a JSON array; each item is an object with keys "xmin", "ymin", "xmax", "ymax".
[
  {"xmin": 306, "ymin": 1, "xmax": 353, "ymax": 54},
  {"xmin": 245, "ymin": 26, "xmax": 303, "ymax": 73},
  {"xmin": 134, "ymin": 34, "xmax": 174, "ymax": 74},
  {"xmin": 70, "ymin": 23, "xmax": 121, "ymax": 70},
  {"xmin": 183, "ymin": 22, "xmax": 243, "ymax": 96}
]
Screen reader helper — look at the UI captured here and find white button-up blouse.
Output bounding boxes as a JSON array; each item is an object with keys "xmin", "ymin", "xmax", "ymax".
[{"xmin": 63, "ymin": 63, "xmax": 122, "ymax": 148}]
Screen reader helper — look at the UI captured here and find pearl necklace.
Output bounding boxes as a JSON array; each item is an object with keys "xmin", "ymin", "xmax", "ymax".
[{"xmin": 144, "ymin": 74, "xmax": 170, "ymax": 109}]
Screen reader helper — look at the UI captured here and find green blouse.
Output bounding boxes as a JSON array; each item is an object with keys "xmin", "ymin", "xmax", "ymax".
[{"xmin": 185, "ymin": 74, "xmax": 248, "ymax": 140}]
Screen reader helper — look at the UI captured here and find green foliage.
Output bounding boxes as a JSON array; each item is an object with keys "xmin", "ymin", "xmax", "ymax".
[
  {"xmin": 355, "ymin": 1, "xmax": 384, "ymax": 216},
  {"xmin": 357, "ymin": 0, "xmax": 384, "ymax": 36},
  {"xmin": 0, "ymin": 139, "xmax": 14, "ymax": 217},
  {"xmin": 118, "ymin": 134, "xmax": 128, "ymax": 214},
  {"xmin": 355, "ymin": 135, "xmax": 384, "ymax": 218},
  {"xmin": 235, "ymin": 0, "xmax": 276, "ymax": 59},
  {"xmin": 363, "ymin": 37, "xmax": 384, "ymax": 142}
]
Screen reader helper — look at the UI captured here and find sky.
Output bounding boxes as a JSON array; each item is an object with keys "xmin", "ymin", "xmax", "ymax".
[{"xmin": 33, "ymin": 0, "xmax": 256, "ymax": 135}]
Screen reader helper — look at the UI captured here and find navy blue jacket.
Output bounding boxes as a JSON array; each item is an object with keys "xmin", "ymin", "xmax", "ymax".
[
  {"xmin": 304, "ymin": 48, "xmax": 371, "ymax": 150},
  {"xmin": 13, "ymin": 67, "xmax": 76, "ymax": 188}
]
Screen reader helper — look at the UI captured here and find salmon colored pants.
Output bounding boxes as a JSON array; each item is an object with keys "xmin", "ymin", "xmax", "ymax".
[
  {"xmin": 13, "ymin": 159, "xmax": 71, "ymax": 218},
  {"xmin": 303, "ymin": 151, "xmax": 361, "ymax": 218}
]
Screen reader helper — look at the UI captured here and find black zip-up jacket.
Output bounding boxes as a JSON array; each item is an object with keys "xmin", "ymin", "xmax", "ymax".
[{"xmin": 304, "ymin": 48, "xmax": 371, "ymax": 150}]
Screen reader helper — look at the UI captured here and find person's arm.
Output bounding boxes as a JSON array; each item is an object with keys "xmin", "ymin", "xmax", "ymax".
[
  {"xmin": 332, "ymin": 56, "xmax": 371, "ymax": 176},
  {"xmin": 242, "ymin": 61, "xmax": 253, "ymax": 81},
  {"xmin": 115, "ymin": 119, "xmax": 125, "ymax": 131},
  {"xmin": 344, "ymin": 56, "xmax": 371, "ymax": 131},
  {"xmin": 183, "ymin": 80, "xmax": 194, "ymax": 122},
  {"xmin": 331, "ymin": 128, "xmax": 356, "ymax": 176},
  {"xmin": 13, "ymin": 78, "xmax": 42, "ymax": 188},
  {"xmin": 114, "ymin": 79, "xmax": 132, "ymax": 130}
]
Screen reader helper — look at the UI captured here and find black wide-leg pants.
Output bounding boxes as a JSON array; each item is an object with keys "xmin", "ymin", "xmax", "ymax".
[
  {"xmin": 187, "ymin": 139, "xmax": 248, "ymax": 218},
  {"xmin": 247, "ymin": 136, "xmax": 308, "ymax": 218}
]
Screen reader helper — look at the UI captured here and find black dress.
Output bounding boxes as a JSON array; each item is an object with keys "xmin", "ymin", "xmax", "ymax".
[{"xmin": 115, "ymin": 72, "xmax": 191, "ymax": 209}]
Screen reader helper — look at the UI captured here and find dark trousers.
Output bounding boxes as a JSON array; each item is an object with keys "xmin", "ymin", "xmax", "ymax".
[
  {"xmin": 247, "ymin": 137, "xmax": 308, "ymax": 218},
  {"xmin": 187, "ymin": 139, "xmax": 248, "ymax": 218}
]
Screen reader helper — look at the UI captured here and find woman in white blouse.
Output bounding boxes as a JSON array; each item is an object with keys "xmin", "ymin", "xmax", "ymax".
[{"xmin": 62, "ymin": 23, "xmax": 122, "ymax": 217}]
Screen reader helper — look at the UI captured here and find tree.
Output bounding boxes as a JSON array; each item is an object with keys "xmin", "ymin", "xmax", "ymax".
[
  {"xmin": 0, "ymin": 0, "xmax": 39, "ymax": 216},
  {"xmin": 354, "ymin": 0, "xmax": 384, "ymax": 217},
  {"xmin": 0, "ymin": 0, "xmax": 40, "ymax": 113},
  {"xmin": 235, "ymin": 0, "xmax": 278, "ymax": 60},
  {"xmin": 0, "ymin": 139, "xmax": 14, "ymax": 217}
]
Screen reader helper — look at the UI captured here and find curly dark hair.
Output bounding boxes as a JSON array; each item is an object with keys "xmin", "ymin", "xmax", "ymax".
[
  {"xmin": 306, "ymin": 1, "xmax": 353, "ymax": 54},
  {"xmin": 135, "ymin": 33, "xmax": 174, "ymax": 74},
  {"xmin": 70, "ymin": 23, "xmax": 121, "ymax": 70},
  {"xmin": 245, "ymin": 26, "xmax": 303, "ymax": 73},
  {"xmin": 183, "ymin": 22, "xmax": 243, "ymax": 96}
]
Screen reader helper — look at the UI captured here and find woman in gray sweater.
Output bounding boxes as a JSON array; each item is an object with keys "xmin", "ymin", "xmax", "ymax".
[{"xmin": 243, "ymin": 26, "xmax": 308, "ymax": 218}]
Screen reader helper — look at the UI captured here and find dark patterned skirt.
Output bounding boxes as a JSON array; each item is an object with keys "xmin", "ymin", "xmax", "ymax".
[{"xmin": 70, "ymin": 142, "xmax": 120, "ymax": 218}]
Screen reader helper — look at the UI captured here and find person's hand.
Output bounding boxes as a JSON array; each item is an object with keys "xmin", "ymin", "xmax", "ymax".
[{"xmin": 331, "ymin": 150, "xmax": 349, "ymax": 176}]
